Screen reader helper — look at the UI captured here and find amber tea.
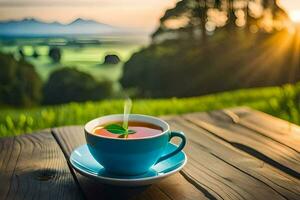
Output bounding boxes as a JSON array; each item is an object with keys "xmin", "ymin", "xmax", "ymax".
[{"xmin": 93, "ymin": 121, "xmax": 163, "ymax": 139}]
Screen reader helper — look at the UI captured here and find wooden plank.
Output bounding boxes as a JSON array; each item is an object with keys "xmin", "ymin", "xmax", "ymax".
[
  {"xmin": 52, "ymin": 126, "xmax": 208, "ymax": 200},
  {"xmin": 164, "ymin": 117, "xmax": 300, "ymax": 200},
  {"xmin": 224, "ymin": 107, "xmax": 300, "ymax": 153},
  {"xmin": 0, "ymin": 131, "xmax": 83, "ymax": 200},
  {"xmin": 184, "ymin": 110, "xmax": 300, "ymax": 178}
]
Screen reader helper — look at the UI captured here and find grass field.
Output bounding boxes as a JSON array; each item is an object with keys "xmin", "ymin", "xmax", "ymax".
[
  {"xmin": 1, "ymin": 84, "xmax": 299, "ymax": 137},
  {"xmin": 0, "ymin": 36, "xmax": 147, "ymax": 81}
]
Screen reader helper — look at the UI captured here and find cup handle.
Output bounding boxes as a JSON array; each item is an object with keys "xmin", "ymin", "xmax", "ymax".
[{"xmin": 156, "ymin": 131, "xmax": 186, "ymax": 164}]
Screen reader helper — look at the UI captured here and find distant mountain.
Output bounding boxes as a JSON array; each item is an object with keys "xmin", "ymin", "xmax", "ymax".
[{"xmin": 0, "ymin": 18, "xmax": 126, "ymax": 36}]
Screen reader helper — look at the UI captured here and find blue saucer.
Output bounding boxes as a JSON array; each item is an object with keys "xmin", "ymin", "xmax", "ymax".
[{"xmin": 70, "ymin": 143, "xmax": 187, "ymax": 186}]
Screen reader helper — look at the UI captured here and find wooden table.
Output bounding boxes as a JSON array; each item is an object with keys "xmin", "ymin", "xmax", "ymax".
[{"xmin": 1, "ymin": 107, "xmax": 300, "ymax": 200}]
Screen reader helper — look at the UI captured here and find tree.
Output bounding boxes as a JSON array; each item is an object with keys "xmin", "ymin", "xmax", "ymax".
[
  {"xmin": 0, "ymin": 53, "xmax": 42, "ymax": 106},
  {"xmin": 103, "ymin": 54, "xmax": 120, "ymax": 64},
  {"xmin": 32, "ymin": 49, "xmax": 39, "ymax": 58},
  {"xmin": 48, "ymin": 47, "xmax": 61, "ymax": 63},
  {"xmin": 227, "ymin": 0, "xmax": 238, "ymax": 29},
  {"xmin": 151, "ymin": 0, "xmax": 191, "ymax": 39},
  {"xmin": 121, "ymin": 0, "xmax": 292, "ymax": 98},
  {"xmin": 43, "ymin": 68, "xmax": 112, "ymax": 104},
  {"xmin": 195, "ymin": 0, "xmax": 208, "ymax": 41},
  {"xmin": 18, "ymin": 47, "xmax": 25, "ymax": 58}
]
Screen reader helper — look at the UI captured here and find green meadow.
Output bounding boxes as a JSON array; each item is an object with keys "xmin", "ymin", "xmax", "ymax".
[
  {"xmin": 1, "ymin": 36, "xmax": 299, "ymax": 138},
  {"xmin": 0, "ymin": 37, "xmax": 146, "ymax": 81},
  {"xmin": 1, "ymin": 84, "xmax": 299, "ymax": 137}
]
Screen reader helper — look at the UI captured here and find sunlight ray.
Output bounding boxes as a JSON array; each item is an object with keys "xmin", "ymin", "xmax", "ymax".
[
  {"xmin": 287, "ymin": 27, "xmax": 300, "ymax": 82},
  {"xmin": 236, "ymin": 31, "xmax": 294, "ymax": 86}
]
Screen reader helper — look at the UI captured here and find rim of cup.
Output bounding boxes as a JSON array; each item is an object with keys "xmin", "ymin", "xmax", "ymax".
[{"xmin": 84, "ymin": 114, "xmax": 170, "ymax": 140}]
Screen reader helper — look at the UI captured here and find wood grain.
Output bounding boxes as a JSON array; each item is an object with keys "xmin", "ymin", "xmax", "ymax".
[
  {"xmin": 2, "ymin": 107, "xmax": 300, "ymax": 200},
  {"xmin": 164, "ymin": 117, "xmax": 300, "ymax": 200},
  {"xmin": 224, "ymin": 107, "xmax": 300, "ymax": 153},
  {"xmin": 0, "ymin": 131, "xmax": 83, "ymax": 200},
  {"xmin": 184, "ymin": 110, "xmax": 300, "ymax": 178},
  {"xmin": 52, "ymin": 126, "xmax": 208, "ymax": 200}
]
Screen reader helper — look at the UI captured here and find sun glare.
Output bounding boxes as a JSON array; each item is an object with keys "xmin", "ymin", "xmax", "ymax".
[{"xmin": 289, "ymin": 10, "xmax": 300, "ymax": 23}]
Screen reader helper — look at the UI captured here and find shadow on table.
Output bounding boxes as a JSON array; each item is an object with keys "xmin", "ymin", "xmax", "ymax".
[{"xmin": 79, "ymin": 177, "xmax": 153, "ymax": 200}]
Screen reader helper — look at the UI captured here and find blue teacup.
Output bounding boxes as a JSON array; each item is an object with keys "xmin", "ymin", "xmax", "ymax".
[{"xmin": 85, "ymin": 114, "xmax": 186, "ymax": 176}]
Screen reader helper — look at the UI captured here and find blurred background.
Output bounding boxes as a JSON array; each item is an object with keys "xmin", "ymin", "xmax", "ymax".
[{"xmin": 1, "ymin": 0, "xmax": 300, "ymax": 136}]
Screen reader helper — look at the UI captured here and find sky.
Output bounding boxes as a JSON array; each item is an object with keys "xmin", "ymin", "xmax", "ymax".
[
  {"xmin": 278, "ymin": 0, "xmax": 300, "ymax": 22},
  {"xmin": 0, "ymin": 0, "xmax": 177, "ymax": 32},
  {"xmin": 0, "ymin": 0, "xmax": 299, "ymax": 32}
]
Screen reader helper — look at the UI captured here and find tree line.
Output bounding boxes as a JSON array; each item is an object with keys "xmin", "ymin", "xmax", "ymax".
[
  {"xmin": 0, "ymin": 52, "xmax": 112, "ymax": 107},
  {"xmin": 121, "ymin": 0, "xmax": 296, "ymax": 98}
]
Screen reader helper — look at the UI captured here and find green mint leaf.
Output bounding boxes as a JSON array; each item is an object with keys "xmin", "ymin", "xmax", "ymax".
[
  {"xmin": 104, "ymin": 124, "xmax": 136, "ymax": 137},
  {"xmin": 118, "ymin": 134, "xmax": 127, "ymax": 138},
  {"xmin": 117, "ymin": 130, "xmax": 135, "ymax": 138},
  {"xmin": 127, "ymin": 129, "xmax": 136, "ymax": 134},
  {"xmin": 104, "ymin": 124, "xmax": 126, "ymax": 134}
]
